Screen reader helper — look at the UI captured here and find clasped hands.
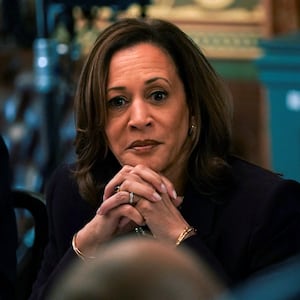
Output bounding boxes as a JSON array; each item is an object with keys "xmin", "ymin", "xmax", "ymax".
[
  {"xmin": 74, "ymin": 165, "xmax": 190, "ymax": 257},
  {"xmin": 98, "ymin": 165, "xmax": 186, "ymax": 241}
]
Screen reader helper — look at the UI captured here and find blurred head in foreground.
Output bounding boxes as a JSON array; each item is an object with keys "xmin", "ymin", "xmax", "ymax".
[{"xmin": 48, "ymin": 236, "xmax": 225, "ymax": 300}]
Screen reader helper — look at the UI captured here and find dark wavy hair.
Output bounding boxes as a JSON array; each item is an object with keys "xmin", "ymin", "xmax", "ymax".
[{"xmin": 74, "ymin": 18, "xmax": 233, "ymax": 206}]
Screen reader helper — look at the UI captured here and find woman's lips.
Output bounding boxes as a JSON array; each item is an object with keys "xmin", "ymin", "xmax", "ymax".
[{"xmin": 127, "ymin": 139, "xmax": 161, "ymax": 151}]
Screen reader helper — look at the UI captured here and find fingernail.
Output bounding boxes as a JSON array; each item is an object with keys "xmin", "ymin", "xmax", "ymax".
[
  {"xmin": 152, "ymin": 192, "xmax": 162, "ymax": 201},
  {"xmin": 96, "ymin": 207, "xmax": 103, "ymax": 215},
  {"xmin": 172, "ymin": 190, "xmax": 177, "ymax": 200},
  {"xmin": 161, "ymin": 184, "xmax": 167, "ymax": 193}
]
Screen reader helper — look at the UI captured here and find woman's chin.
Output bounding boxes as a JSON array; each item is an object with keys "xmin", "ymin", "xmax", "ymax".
[{"xmin": 120, "ymin": 157, "xmax": 164, "ymax": 172}]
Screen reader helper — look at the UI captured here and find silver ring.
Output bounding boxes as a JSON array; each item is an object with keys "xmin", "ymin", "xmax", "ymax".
[{"xmin": 129, "ymin": 192, "xmax": 134, "ymax": 205}]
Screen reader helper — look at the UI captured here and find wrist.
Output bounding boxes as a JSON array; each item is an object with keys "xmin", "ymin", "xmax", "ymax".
[{"xmin": 72, "ymin": 232, "xmax": 96, "ymax": 260}]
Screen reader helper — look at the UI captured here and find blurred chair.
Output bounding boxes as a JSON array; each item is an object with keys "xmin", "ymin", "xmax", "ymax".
[
  {"xmin": 13, "ymin": 189, "xmax": 48, "ymax": 300},
  {"xmin": 0, "ymin": 134, "xmax": 17, "ymax": 300}
]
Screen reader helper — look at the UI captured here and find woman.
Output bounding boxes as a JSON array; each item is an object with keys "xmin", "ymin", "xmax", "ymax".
[{"xmin": 30, "ymin": 18, "xmax": 300, "ymax": 299}]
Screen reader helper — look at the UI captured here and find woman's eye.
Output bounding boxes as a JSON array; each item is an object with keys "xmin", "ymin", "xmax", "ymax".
[
  {"xmin": 151, "ymin": 91, "xmax": 167, "ymax": 102},
  {"xmin": 107, "ymin": 97, "xmax": 127, "ymax": 108}
]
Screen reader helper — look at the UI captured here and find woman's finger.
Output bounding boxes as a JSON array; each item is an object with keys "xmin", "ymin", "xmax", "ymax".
[
  {"xmin": 161, "ymin": 175, "xmax": 178, "ymax": 200},
  {"xmin": 119, "ymin": 178, "xmax": 162, "ymax": 203},
  {"xmin": 97, "ymin": 191, "xmax": 132, "ymax": 215},
  {"xmin": 129, "ymin": 164, "xmax": 176, "ymax": 198},
  {"xmin": 103, "ymin": 203, "xmax": 145, "ymax": 228},
  {"xmin": 103, "ymin": 165, "xmax": 133, "ymax": 200}
]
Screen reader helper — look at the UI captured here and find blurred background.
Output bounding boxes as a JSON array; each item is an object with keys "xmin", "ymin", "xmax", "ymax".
[{"xmin": 1, "ymin": 0, "xmax": 300, "ymax": 194}]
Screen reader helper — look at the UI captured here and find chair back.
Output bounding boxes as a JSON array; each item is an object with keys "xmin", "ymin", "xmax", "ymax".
[{"xmin": 13, "ymin": 190, "xmax": 48, "ymax": 300}]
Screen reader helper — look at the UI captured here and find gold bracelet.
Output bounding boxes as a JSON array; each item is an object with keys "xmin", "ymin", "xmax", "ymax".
[
  {"xmin": 72, "ymin": 232, "xmax": 96, "ymax": 261},
  {"xmin": 176, "ymin": 227, "xmax": 197, "ymax": 246}
]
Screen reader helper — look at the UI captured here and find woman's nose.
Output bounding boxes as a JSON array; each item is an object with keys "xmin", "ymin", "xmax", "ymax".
[{"xmin": 128, "ymin": 99, "xmax": 152, "ymax": 129}]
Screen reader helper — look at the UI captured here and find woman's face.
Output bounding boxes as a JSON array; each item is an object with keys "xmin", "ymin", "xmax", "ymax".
[{"xmin": 105, "ymin": 43, "xmax": 190, "ymax": 180}]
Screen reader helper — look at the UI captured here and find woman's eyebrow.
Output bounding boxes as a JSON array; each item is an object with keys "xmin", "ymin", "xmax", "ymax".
[
  {"xmin": 145, "ymin": 77, "xmax": 170, "ymax": 85},
  {"xmin": 107, "ymin": 86, "xmax": 126, "ymax": 92}
]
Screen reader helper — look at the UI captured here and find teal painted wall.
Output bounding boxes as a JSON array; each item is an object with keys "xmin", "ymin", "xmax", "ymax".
[{"xmin": 256, "ymin": 32, "xmax": 300, "ymax": 181}]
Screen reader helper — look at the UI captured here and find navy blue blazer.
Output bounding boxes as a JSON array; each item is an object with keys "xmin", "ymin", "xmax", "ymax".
[
  {"xmin": 30, "ymin": 156, "xmax": 300, "ymax": 299},
  {"xmin": 0, "ymin": 135, "xmax": 17, "ymax": 300}
]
